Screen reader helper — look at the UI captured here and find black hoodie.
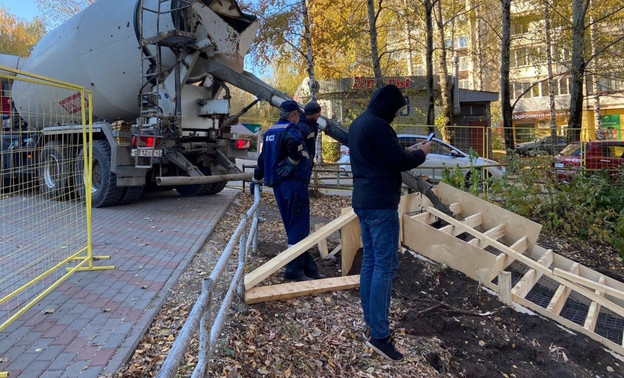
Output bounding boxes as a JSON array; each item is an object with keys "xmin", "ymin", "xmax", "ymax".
[{"xmin": 348, "ymin": 85, "xmax": 426, "ymax": 209}]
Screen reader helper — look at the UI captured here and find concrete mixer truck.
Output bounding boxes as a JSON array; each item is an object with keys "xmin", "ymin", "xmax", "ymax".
[{"xmin": 1, "ymin": 0, "xmax": 348, "ymax": 207}]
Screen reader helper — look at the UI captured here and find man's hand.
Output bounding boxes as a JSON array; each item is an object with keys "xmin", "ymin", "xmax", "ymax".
[
  {"xmin": 407, "ymin": 141, "xmax": 432, "ymax": 156},
  {"xmin": 250, "ymin": 178, "xmax": 263, "ymax": 195},
  {"xmin": 276, "ymin": 158, "xmax": 298, "ymax": 178}
]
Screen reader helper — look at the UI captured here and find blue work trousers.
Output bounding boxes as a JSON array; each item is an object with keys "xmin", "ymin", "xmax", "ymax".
[
  {"xmin": 273, "ymin": 180, "xmax": 318, "ymax": 278},
  {"xmin": 355, "ymin": 208, "xmax": 400, "ymax": 340}
]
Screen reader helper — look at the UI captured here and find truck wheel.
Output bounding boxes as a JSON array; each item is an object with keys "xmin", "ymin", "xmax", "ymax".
[
  {"xmin": 207, "ymin": 180, "xmax": 227, "ymax": 194},
  {"xmin": 175, "ymin": 165, "xmax": 214, "ymax": 196},
  {"xmin": 39, "ymin": 141, "xmax": 72, "ymax": 199},
  {"xmin": 118, "ymin": 186, "xmax": 144, "ymax": 205},
  {"xmin": 75, "ymin": 140, "xmax": 124, "ymax": 207}
]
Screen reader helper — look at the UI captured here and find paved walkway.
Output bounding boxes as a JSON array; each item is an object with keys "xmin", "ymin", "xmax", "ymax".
[{"xmin": 0, "ymin": 188, "xmax": 239, "ymax": 377}]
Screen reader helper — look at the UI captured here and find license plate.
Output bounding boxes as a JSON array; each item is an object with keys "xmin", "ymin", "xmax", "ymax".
[
  {"xmin": 554, "ymin": 163, "xmax": 564, "ymax": 168},
  {"xmin": 131, "ymin": 149, "xmax": 163, "ymax": 157}
]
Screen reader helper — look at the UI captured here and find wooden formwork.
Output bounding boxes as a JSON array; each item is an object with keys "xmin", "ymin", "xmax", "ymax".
[
  {"xmin": 402, "ymin": 183, "xmax": 624, "ymax": 357},
  {"xmin": 243, "ymin": 182, "xmax": 624, "ymax": 356}
]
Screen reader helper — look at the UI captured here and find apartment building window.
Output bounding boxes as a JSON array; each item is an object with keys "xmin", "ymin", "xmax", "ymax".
[
  {"xmin": 511, "ymin": 21, "xmax": 530, "ymax": 35},
  {"xmin": 511, "ymin": 48, "xmax": 530, "ymax": 68},
  {"xmin": 599, "ymin": 77, "xmax": 624, "ymax": 92},
  {"xmin": 459, "ymin": 79, "xmax": 471, "ymax": 89},
  {"xmin": 455, "ymin": 36, "xmax": 468, "ymax": 49},
  {"xmin": 541, "ymin": 81, "xmax": 549, "ymax": 97},
  {"xmin": 459, "ymin": 56, "xmax": 469, "ymax": 71},
  {"xmin": 532, "ymin": 83, "xmax": 541, "ymax": 97},
  {"xmin": 558, "ymin": 78, "xmax": 570, "ymax": 95}
]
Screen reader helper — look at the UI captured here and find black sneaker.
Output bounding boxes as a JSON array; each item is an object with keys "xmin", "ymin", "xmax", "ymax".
[
  {"xmin": 362, "ymin": 326, "xmax": 370, "ymax": 340},
  {"xmin": 366, "ymin": 336, "xmax": 404, "ymax": 361},
  {"xmin": 284, "ymin": 274, "xmax": 313, "ymax": 282}
]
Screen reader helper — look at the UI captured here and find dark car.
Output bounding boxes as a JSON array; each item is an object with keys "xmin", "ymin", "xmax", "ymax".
[
  {"xmin": 514, "ymin": 135, "xmax": 569, "ymax": 156},
  {"xmin": 553, "ymin": 140, "xmax": 624, "ymax": 181}
]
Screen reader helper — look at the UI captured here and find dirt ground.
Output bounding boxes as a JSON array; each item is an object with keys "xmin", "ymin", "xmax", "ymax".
[{"xmin": 114, "ymin": 190, "xmax": 624, "ymax": 378}]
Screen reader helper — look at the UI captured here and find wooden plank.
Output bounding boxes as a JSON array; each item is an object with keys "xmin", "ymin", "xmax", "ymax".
[
  {"xmin": 462, "ymin": 213, "xmax": 483, "ymax": 228},
  {"xmin": 341, "ymin": 210, "xmax": 362, "ymax": 277},
  {"xmin": 327, "ymin": 244, "xmax": 341, "ymax": 258},
  {"xmin": 448, "ymin": 202, "xmax": 462, "ymax": 215},
  {"xmin": 245, "ymin": 275, "xmax": 360, "ymax": 304},
  {"xmin": 245, "ymin": 209, "xmax": 357, "ymax": 290},
  {"xmin": 513, "ymin": 293, "xmax": 624, "ymax": 358},
  {"xmin": 439, "ymin": 224, "xmax": 455, "ymax": 235},
  {"xmin": 411, "ymin": 212, "xmax": 436, "ymax": 225},
  {"xmin": 427, "ymin": 206, "xmax": 624, "ymax": 318},
  {"xmin": 314, "ymin": 223, "xmax": 329, "ymax": 259},
  {"xmin": 512, "ymin": 269, "xmax": 537, "ymax": 298},
  {"xmin": 468, "ymin": 224, "xmax": 505, "ymax": 248},
  {"xmin": 487, "ymin": 237, "xmax": 529, "ymax": 282},
  {"xmin": 433, "ymin": 183, "xmax": 542, "ymax": 250},
  {"xmin": 511, "ymin": 250, "xmax": 553, "ymax": 298},
  {"xmin": 554, "ymin": 268, "xmax": 624, "ymax": 301},
  {"xmin": 402, "ymin": 215, "xmax": 496, "ymax": 283},
  {"xmin": 498, "ymin": 271, "xmax": 512, "ymax": 305},
  {"xmin": 584, "ymin": 276, "xmax": 606, "ymax": 332},
  {"xmin": 547, "ymin": 263, "xmax": 579, "ymax": 315}
]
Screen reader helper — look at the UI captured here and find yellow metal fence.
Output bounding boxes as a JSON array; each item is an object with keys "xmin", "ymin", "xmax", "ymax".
[{"xmin": 0, "ymin": 66, "xmax": 112, "ymax": 332}]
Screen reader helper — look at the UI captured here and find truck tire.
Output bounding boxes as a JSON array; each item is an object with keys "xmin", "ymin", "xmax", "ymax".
[
  {"xmin": 75, "ymin": 140, "xmax": 124, "ymax": 207},
  {"xmin": 175, "ymin": 165, "xmax": 214, "ymax": 196},
  {"xmin": 207, "ymin": 180, "xmax": 227, "ymax": 194},
  {"xmin": 118, "ymin": 186, "xmax": 144, "ymax": 205},
  {"xmin": 39, "ymin": 141, "xmax": 72, "ymax": 199}
]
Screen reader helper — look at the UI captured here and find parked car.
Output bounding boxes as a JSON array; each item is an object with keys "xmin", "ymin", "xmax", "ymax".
[
  {"xmin": 514, "ymin": 135, "xmax": 569, "ymax": 156},
  {"xmin": 336, "ymin": 145, "xmax": 351, "ymax": 176},
  {"xmin": 335, "ymin": 135, "xmax": 505, "ymax": 181},
  {"xmin": 554, "ymin": 140, "xmax": 624, "ymax": 181}
]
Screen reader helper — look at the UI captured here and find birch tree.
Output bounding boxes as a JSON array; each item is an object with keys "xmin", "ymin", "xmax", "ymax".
[
  {"xmin": 500, "ymin": 0, "xmax": 514, "ymax": 150},
  {"xmin": 0, "ymin": 8, "xmax": 46, "ymax": 56},
  {"xmin": 367, "ymin": 0, "xmax": 384, "ymax": 88}
]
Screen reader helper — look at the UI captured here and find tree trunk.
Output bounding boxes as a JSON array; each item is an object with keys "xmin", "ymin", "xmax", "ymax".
[
  {"xmin": 500, "ymin": 0, "xmax": 514, "ymax": 150},
  {"xmin": 301, "ymin": 0, "xmax": 323, "ymax": 163},
  {"xmin": 425, "ymin": 0, "xmax": 435, "ymax": 127},
  {"xmin": 543, "ymin": 0, "xmax": 558, "ymax": 153},
  {"xmin": 589, "ymin": 0, "xmax": 602, "ymax": 135},
  {"xmin": 568, "ymin": 0, "xmax": 589, "ymax": 141},
  {"xmin": 435, "ymin": 0, "xmax": 452, "ymax": 127},
  {"xmin": 367, "ymin": 0, "xmax": 384, "ymax": 88}
]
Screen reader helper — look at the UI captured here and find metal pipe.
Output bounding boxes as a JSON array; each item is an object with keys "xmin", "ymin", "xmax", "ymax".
[
  {"xmin": 157, "ymin": 182, "xmax": 260, "ymax": 377},
  {"xmin": 157, "ymin": 278, "xmax": 212, "ymax": 378},
  {"xmin": 157, "ymin": 172, "xmax": 252, "ymax": 185}
]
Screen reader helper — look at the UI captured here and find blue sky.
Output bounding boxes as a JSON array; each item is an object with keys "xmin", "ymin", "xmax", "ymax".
[{"xmin": 0, "ymin": 0, "xmax": 41, "ymax": 21}]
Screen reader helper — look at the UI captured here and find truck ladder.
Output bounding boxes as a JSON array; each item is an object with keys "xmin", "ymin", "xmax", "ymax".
[{"xmin": 136, "ymin": 0, "xmax": 194, "ymax": 168}]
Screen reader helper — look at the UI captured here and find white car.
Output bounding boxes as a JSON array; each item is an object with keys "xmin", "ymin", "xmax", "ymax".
[{"xmin": 337, "ymin": 134, "xmax": 505, "ymax": 181}]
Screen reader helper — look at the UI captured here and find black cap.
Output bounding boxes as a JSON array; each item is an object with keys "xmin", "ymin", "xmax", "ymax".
[
  {"xmin": 280, "ymin": 100, "xmax": 300, "ymax": 113},
  {"xmin": 304, "ymin": 101, "xmax": 321, "ymax": 116}
]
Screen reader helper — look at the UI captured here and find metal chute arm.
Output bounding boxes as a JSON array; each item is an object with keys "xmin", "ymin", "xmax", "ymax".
[{"xmin": 205, "ymin": 60, "xmax": 449, "ymax": 211}]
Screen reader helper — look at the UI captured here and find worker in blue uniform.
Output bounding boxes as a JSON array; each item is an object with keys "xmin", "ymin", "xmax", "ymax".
[{"xmin": 252, "ymin": 100, "xmax": 322, "ymax": 281}]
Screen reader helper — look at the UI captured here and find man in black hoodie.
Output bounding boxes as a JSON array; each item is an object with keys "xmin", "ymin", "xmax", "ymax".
[{"xmin": 348, "ymin": 84, "xmax": 431, "ymax": 361}]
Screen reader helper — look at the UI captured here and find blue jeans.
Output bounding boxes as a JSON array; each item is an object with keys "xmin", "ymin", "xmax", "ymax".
[
  {"xmin": 355, "ymin": 208, "xmax": 400, "ymax": 340},
  {"xmin": 273, "ymin": 180, "xmax": 317, "ymax": 279}
]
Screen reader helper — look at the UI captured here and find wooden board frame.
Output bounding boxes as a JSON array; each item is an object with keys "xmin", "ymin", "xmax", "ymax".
[
  {"xmin": 400, "ymin": 183, "xmax": 624, "ymax": 356},
  {"xmin": 244, "ymin": 182, "xmax": 624, "ymax": 358}
]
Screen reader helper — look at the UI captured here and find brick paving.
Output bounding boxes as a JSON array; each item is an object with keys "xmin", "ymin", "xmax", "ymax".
[{"xmin": 0, "ymin": 188, "xmax": 238, "ymax": 377}]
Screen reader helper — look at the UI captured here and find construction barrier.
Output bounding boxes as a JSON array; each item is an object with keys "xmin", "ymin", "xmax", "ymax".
[{"xmin": 0, "ymin": 65, "xmax": 112, "ymax": 333}]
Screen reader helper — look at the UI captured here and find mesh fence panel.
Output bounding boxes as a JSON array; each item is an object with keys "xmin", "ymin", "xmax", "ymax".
[{"xmin": 0, "ymin": 66, "xmax": 97, "ymax": 331}]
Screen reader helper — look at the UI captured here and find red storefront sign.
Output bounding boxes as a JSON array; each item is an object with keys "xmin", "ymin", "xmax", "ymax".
[{"xmin": 353, "ymin": 77, "xmax": 412, "ymax": 90}]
